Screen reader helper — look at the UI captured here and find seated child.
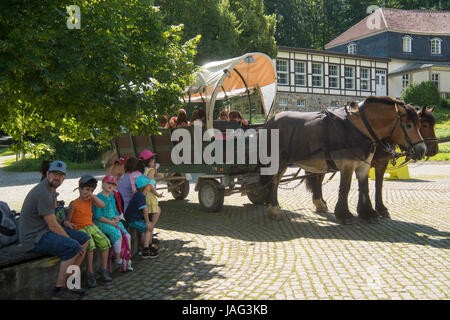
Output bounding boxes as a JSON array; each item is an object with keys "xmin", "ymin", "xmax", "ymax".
[
  {"xmin": 94, "ymin": 175, "xmax": 133, "ymax": 271},
  {"xmin": 67, "ymin": 175, "xmax": 112, "ymax": 288},
  {"xmin": 125, "ymin": 175, "xmax": 159, "ymax": 259},
  {"xmin": 139, "ymin": 150, "xmax": 163, "ymax": 243}
]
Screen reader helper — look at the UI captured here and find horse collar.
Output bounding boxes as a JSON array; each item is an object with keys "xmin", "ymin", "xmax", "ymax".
[{"xmin": 357, "ymin": 102, "xmax": 398, "ymax": 156}]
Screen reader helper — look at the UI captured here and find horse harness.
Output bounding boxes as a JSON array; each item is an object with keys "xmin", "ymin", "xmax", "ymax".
[
  {"xmin": 320, "ymin": 102, "xmax": 419, "ymax": 171},
  {"xmin": 355, "ymin": 102, "xmax": 423, "ymax": 158},
  {"xmin": 321, "ymin": 108, "xmax": 375, "ymax": 172}
]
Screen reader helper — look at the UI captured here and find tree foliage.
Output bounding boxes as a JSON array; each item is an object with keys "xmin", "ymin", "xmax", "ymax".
[
  {"xmin": 155, "ymin": 0, "xmax": 277, "ymax": 64},
  {"xmin": 400, "ymin": 81, "xmax": 441, "ymax": 107},
  {"xmin": 264, "ymin": 0, "xmax": 450, "ymax": 50},
  {"xmin": 228, "ymin": 0, "xmax": 277, "ymax": 58},
  {"xmin": 0, "ymin": 0, "xmax": 199, "ymax": 151}
]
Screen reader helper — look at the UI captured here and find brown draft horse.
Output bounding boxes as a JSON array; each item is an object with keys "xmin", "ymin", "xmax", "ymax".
[
  {"xmin": 305, "ymin": 105, "xmax": 438, "ymax": 218},
  {"xmin": 261, "ymin": 96, "xmax": 426, "ymax": 225}
]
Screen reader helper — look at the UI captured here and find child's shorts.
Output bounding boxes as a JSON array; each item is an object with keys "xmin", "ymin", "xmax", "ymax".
[
  {"xmin": 128, "ymin": 220, "xmax": 148, "ymax": 233},
  {"xmin": 79, "ymin": 224, "xmax": 111, "ymax": 251}
]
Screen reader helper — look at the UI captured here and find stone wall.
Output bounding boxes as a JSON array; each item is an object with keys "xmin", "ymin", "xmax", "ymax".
[{"xmin": 274, "ymin": 92, "xmax": 363, "ymax": 112}]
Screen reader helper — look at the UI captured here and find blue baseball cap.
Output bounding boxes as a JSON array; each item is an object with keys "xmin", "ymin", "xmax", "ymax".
[
  {"xmin": 135, "ymin": 175, "xmax": 152, "ymax": 189},
  {"xmin": 48, "ymin": 160, "xmax": 67, "ymax": 175}
]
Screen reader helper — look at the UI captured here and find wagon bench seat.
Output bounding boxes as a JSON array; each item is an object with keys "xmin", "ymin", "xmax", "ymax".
[{"xmin": 0, "ymin": 217, "xmax": 141, "ymax": 299}]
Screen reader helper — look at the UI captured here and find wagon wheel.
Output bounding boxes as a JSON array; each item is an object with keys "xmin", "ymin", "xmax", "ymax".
[
  {"xmin": 168, "ymin": 174, "xmax": 190, "ymax": 200},
  {"xmin": 247, "ymin": 186, "xmax": 269, "ymax": 205},
  {"xmin": 198, "ymin": 179, "xmax": 224, "ymax": 212}
]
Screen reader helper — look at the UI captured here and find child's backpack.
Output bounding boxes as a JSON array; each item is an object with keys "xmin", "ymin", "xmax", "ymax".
[
  {"xmin": 113, "ymin": 190, "xmax": 124, "ymax": 214},
  {"xmin": 0, "ymin": 201, "xmax": 19, "ymax": 248},
  {"xmin": 109, "ymin": 227, "xmax": 131, "ymax": 273},
  {"xmin": 113, "ymin": 190, "xmax": 127, "ymax": 228}
]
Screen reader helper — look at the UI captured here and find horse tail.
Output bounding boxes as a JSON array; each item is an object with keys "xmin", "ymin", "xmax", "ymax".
[{"xmin": 305, "ymin": 173, "xmax": 325, "ymax": 195}]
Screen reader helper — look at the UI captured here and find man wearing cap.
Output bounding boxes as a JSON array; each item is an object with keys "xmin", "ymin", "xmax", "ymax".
[{"xmin": 19, "ymin": 161, "xmax": 90, "ymax": 300}]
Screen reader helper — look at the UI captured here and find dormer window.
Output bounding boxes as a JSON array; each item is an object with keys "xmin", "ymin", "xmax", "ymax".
[
  {"xmin": 431, "ymin": 38, "xmax": 442, "ymax": 55},
  {"xmin": 402, "ymin": 36, "xmax": 412, "ymax": 53},
  {"xmin": 347, "ymin": 43, "xmax": 356, "ymax": 54}
]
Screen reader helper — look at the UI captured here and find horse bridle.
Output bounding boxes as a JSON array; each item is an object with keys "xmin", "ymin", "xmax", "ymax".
[{"xmin": 358, "ymin": 102, "xmax": 423, "ymax": 157}]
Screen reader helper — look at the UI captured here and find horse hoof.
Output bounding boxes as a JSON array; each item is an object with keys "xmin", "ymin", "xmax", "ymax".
[
  {"xmin": 314, "ymin": 199, "xmax": 328, "ymax": 213},
  {"xmin": 267, "ymin": 205, "xmax": 282, "ymax": 220},
  {"xmin": 272, "ymin": 206, "xmax": 283, "ymax": 220},
  {"xmin": 378, "ymin": 210, "xmax": 391, "ymax": 219}
]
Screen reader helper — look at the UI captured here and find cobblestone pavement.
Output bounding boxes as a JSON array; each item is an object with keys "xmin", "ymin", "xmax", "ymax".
[{"xmin": 1, "ymin": 159, "xmax": 449, "ymax": 300}]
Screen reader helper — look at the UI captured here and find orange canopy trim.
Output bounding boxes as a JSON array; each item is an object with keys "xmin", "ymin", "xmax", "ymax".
[{"xmin": 183, "ymin": 52, "xmax": 277, "ymax": 128}]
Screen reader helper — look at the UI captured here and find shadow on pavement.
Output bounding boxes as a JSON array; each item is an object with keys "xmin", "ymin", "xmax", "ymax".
[
  {"xmin": 159, "ymin": 199, "xmax": 450, "ymax": 250},
  {"xmin": 84, "ymin": 239, "xmax": 225, "ymax": 300},
  {"xmin": 0, "ymin": 169, "xmax": 105, "ymax": 188}
]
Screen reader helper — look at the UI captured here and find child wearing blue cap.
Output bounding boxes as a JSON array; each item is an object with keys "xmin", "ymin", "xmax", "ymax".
[{"xmin": 124, "ymin": 175, "xmax": 159, "ymax": 259}]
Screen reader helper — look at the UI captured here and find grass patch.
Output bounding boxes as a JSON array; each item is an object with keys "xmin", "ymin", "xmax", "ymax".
[
  {"xmin": 0, "ymin": 146, "xmax": 14, "ymax": 156},
  {"xmin": 434, "ymin": 108, "xmax": 450, "ymax": 141},
  {"xmin": 1, "ymin": 157, "xmax": 103, "ymax": 172},
  {"xmin": 426, "ymin": 142, "xmax": 450, "ymax": 162}
]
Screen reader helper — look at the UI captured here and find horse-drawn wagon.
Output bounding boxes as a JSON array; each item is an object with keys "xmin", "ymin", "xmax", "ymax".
[
  {"xmin": 113, "ymin": 52, "xmax": 280, "ymax": 212},
  {"xmin": 113, "ymin": 52, "xmax": 430, "ymax": 224}
]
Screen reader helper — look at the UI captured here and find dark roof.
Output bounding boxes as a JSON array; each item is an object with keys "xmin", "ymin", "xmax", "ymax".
[
  {"xmin": 389, "ymin": 61, "xmax": 450, "ymax": 75},
  {"xmin": 326, "ymin": 8, "xmax": 450, "ymax": 49},
  {"xmin": 278, "ymin": 46, "xmax": 390, "ymax": 62}
]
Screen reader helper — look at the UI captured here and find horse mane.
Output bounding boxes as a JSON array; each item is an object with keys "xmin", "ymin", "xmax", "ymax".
[
  {"xmin": 364, "ymin": 96, "xmax": 405, "ymax": 107},
  {"xmin": 362, "ymin": 96, "xmax": 420, "ymax": 126},
  {"xmin": 403, "ymin": 104, "xmax": 420, "ymax": 127}
]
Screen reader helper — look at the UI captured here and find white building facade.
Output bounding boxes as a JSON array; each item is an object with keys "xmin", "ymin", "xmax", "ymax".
[{"xmin": 274, "ymin": 46, "xmax": 389, "ymax": 112}]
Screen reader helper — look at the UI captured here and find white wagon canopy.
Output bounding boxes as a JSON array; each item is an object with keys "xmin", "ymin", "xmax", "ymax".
[{"xmin": 183, "ymin": 52, "xmax": 277, "ymax": 128}]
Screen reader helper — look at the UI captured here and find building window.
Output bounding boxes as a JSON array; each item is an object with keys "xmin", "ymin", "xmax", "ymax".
[
  {"xmin": 297, "ymin": 99, "xmax": 306, "ymax": 108},
  {"xmin": 312, "ymin": 63, "xmax": 323, "ymax": 87},
  {"xmin": 328, "ymin": 64, "xmax": 339, "ymax": 89},
  {"xmin": 344, "ymin": 66, "xmax": 355, "ymax": 90},
  {"xmin": 276, "ymin": 59, "xmax": 289, "ymax": 85},
  {"xmin": 360, "ymin": 67, "xmax": 370, "ymax": 91},
  {"xmin": 402, "ymin": 36, "xmax": 412, "ymax": 53},
  {"xmin": 347, "ymin": 43, "xmax": 356, "ymax": 54},
  {"xmin": 294, "ymin": 61, "xmax": 306, "ymax": 86},
  {"xmin": 376, "ymin": 69, "xmax": 386, "ymax": 86},
  {"xmin": 279, "ymin": 97, "xmax": 288, "ymax": 107},
  {"xmin": 402, "ymin": 74, "xmax": 410, "ymax": 89},
  {"xmin": 432, "ymin": 73, "xmax": 439, "ymax": 89},
  {"xmin": 431, "ymin": 38, "xmax": 442, "ymax": 55}
]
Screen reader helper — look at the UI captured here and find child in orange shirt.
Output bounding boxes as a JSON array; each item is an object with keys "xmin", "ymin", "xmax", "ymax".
[{"xmin": 67, "ymin": 175, "xmax": 112, "ymax": 288}]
